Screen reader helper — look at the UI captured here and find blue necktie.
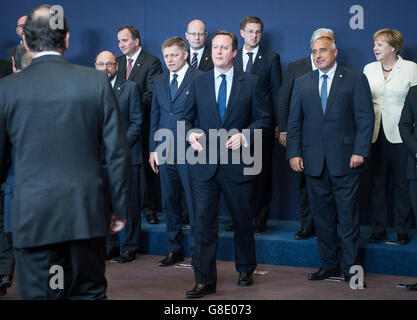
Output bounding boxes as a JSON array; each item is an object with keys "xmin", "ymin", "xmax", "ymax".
[
  {"xmin": 191, "ymin": 52, "xmax": 198, "ymax": 69},
  {"xmin": 321, "ymin": 74, "xmax": 328, "ymax": 113},
  {"xmin": 218, "ymin": 74, "xmax": 227, "ymax": 122},
  {"xmin": 246, "ymin": 52, "xmax": 253, "ymax": 73},
  {"xmin": 170, "ymin": 73, "xmax": 178, "ymax": 102}
]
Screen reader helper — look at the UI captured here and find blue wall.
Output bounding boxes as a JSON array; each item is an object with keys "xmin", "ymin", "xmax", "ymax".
[{"xmin": 1, "ymin": 0, "xmax": 416, "ymax": 225}]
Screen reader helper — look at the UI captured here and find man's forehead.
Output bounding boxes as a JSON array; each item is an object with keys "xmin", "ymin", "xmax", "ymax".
[{"xmin": 97, "ymin": 52, "xmax": 116, "ymax": 61}]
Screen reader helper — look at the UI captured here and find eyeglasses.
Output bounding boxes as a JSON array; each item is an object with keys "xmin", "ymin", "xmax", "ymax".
[
  {"xmin": 95, "ymin": 62, "xmax": 117, "ymax": 67},
  {"xmin": 187, "ymin": 32, "xmax": 206, "ymax": 38},
  {"xmin": 245, "ymin": 30, "xmax": 262, "ymax": 36}
]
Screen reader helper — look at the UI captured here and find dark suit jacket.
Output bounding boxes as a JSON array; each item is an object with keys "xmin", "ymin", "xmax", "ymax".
[
  {"xmin": 234, "ymin": 46, "xmax": 282, "ymax": 131},
  {"xmin": 286, "ymin": 65, "xmax": 374, "ymax": 177},
  {"xmin": 399, "ymin": 85, "xmax": 417, "ymax": 179},
  {"xmin": 277, "ymin": 56, "xmax": 312, "ymax": 132},
  {"xmin": 0, "ymin": 55, "xmax": 132, "ymax": 248},
  {"xmin": 113, "ymin": 76, "xmax": 143, "ymax": 165},
  {"xmin": 149, "ymin": 67, "xmax": 201, "ymax": 159},
  {"xmin": 183, "ymin": 68, "xmax": 270, "ymax": 183},
  {"xmin": 0, "ymin": 59, "xmax": 12, "ymax": 78},
  {"xmin": 187, "ymin": 46, "xmax": 213, "ymax": 72},
  {"xmin": 117, "ymin": 49, "xmax": 162, "ymax": 132}
]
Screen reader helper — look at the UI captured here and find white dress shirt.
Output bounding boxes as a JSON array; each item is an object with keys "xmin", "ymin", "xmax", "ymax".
[
  {"xmin": 242, "ymin": 45, "xmax": 259, "ymax": 72},
  {"xmin": 170, "ymin": 63, "xmax": 189, "ymax": 88},
  {"xmin": 318, "ymin": 62, "xmax": 337, "ymax": 97},
  {"xmin": 126, "ymin": 47, "xmax": 142, "ymax": 68},
  {"xmin": 189, "ymin": 46, "xmax": 205, "ymax": 68},
  {"xmin": 363, "ymin": 56, "xmax": 417, "ymax": 143},
  {"xmin": 214, "ymin": 66, "xmax": 234, "ymax": 107}
]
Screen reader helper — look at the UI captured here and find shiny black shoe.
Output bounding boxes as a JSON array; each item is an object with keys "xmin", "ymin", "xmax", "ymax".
[
  {"xmin": 397, "ymin": 234, "xmax": 410, "ymax": 245},
  {"xmin": 225, "ymin": 225, "xmax": 234, "ymax": 232},
  {"xmin": 112, "ymin": 250, "xmax": 136, "ymax": 263},
  {"xmin": 294, "ymin": 227, "xmax": 315, "ymax": 240},
  {"xmin": 158, "ymin": 252, "xmax": 184, "ymax": 266},
  {"xmin": 368, "ymin": 230, "xmax": 387, "ymax": 243},
  {"xmin": 238, "ymin": 272, "xmax": 254, "ymax": 287},
  {"xmin": 407, "ymin": 283, "xmax": 417, "ymax": 291},
  {"xmin": 254, "ymin": 225, "xmax": 266, "ymax": 234},
  {"xmin": 105, "ymin": 247, "xmax": 120, "ymax": 261},
  {"xmin": 308, "ymin": 268, "xmax": 341, "ymax": 280},
  {"xmin": 186, "ymin": 283, "xmax": 216, "ymax": 298}
]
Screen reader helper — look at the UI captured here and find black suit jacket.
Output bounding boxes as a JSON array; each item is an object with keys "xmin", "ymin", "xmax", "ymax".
[
  {"xmin": 0, "ymin": 55, "xmax": 132, "ymax": 248},
  {"xmin": 117, "ymin": 49, "xmax": 162, "ymax": 132},
  {"xmin": 277, "ymin": 56, "xmax": 312, "ymax": 132},
  {"xmin": 0, "ymin": 59, "xmax": 12, "ymax": 78},
  {"xmin": 287, "ymin": 65, "xmax": 374, "ymax": 177},
  {"xmin": 234, "ymin": 46, "xmax": 282, "ymax": 132},
  {"xmin": 183, "ymin": 68, "xmax": 270, "ymax": 183},
  {"xmin": 113, "ymin": 76, "xmax": 143, "ymax": 165},
  {"xmin": 399, "ymin": 85, "xmax": 417, "ymax": 179},
  {"xmin": 187, "ymin": 46, "xmax": 213, "ymax": 72}
]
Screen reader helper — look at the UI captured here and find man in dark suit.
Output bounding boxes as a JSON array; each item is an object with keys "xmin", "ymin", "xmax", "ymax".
[
  {"xmin": 4, "ymin": 15, "xmax": 27, "ymax": 62},
  {"xmin": 277, "ymin": 28, "xmax": 335, "ymax": 240},
  {"xmin": 399, "ymin": 85, "xmax": 417, "ymax": 291},
  {"xmin": 230, "ymin": 16, "xmax": 282, "ymax": 234},
  {"xmin": 0, "ymin": 58, "xmax": 12, "ymax": 297},
  {"xmin": 185, "ymin": 19, "xmax": 213, "ymax": 72},
  {"xmin": 117, "ymin": 25, "xmax": 163, "ymax": 225},
  {"xmin": 183, "ymin": 30, "xmax": 270, "ymax": 298},
  {"xmin": 149, "ymin": 37, "xmax": 198, "ymax": 267},
  {"xmin": 0, "ymin": 5, "xmax": 132, "ymax": 299},
  {"xmin": 287, "ymin": 35, "xmax": 374, "ymax": 282},
  {"xmin": 95, "ymin": 51, "xmax": 143, "ymax": 264}
]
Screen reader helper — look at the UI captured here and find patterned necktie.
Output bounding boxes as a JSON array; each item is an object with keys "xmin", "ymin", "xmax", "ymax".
[
  {"xmin": 246, "ymin": 52, "xmax": 254, "ymax": 73},
  {"xmin": 191, "ymin": 52, "xmax": 198, "ymax": 69},
  {"xmin": 170, "ymin": 73, "xmax": 178, "ymax": 102},
  {"xmin": 218, "ymin": 74, "xmax": 227, "ymax": 122},
  {"xmin": 126, "ymin": 58, "xmax": 133, "ymax": 80},
  {"xmin": 321, "ymin": 74, "xmax": 328, "ymax": 113}
]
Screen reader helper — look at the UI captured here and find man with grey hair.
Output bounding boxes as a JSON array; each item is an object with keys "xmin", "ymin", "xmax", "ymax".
[
  {"xmin": 286, "ymin": 34, "xmax": 374, "ymax": 282},
  {"xmin": 277, "ymin": 28, "xmax": 335, "ymax": 240}
]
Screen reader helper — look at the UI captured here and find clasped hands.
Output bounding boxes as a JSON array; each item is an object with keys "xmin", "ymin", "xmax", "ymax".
[
  {"xmin": 289, "ymin": 155, "xmax": 365, "ymax": 173},
  {"xmin": 189, "ymin": 132, "xmax": 244, "ymax": 152}
]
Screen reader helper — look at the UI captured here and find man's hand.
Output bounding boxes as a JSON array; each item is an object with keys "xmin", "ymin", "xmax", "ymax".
[
  {"xmin": 189, "ymin": 132, "xmax": 204, "ymax": 152},
  {"xmin": 149, "ymin": 152, "xmax": 159, "ymax": 174},
  {"xmin": 350, "ymin": 155, "xmax": 364, "ymax": 168},
  {"xmin": 289, "ymin": 157, "xmax": 304, "ymax": 173},
  {"xmin": 226, "ymin": 133, "xmax": 243, "ymax": 150},
  {"xmin": 109, "ymin": 214, "xmax": 127, "ymax": 235},
  {"xmin": 279, "ymin": 133, "xmax": 287, "ymax": 147}
]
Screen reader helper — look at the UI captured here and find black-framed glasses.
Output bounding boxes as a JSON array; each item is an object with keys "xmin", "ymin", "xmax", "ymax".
[{"xmin": 95, "ymin": 62, "xmax": 116, "ymax": 67}]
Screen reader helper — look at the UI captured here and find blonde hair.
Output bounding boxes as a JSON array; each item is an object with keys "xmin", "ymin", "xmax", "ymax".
[{"xmin": 373, "ymin": 28, "xmax": 404, "ymax": 55}]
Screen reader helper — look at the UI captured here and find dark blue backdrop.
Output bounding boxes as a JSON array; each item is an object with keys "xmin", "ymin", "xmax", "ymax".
[{"xmin": 1, "ymin": 0, "xmax": 416, "ymax": 226}]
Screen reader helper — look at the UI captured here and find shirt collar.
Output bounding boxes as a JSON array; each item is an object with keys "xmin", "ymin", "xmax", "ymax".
[
  {"xmin": 110, "ymin": 75, "xmax": 117, "ymax": 88},
  {"xmin": 243, "ymin": 45, "xmax": 259, "ymax": 58},
  {"xmin": 190, "ymin": 46, "xmax": 205, "ymax": 57},
  {"xmin": 170, "ymin": 63, "xmax": 189, "ymax": 79},
  {"xmin": 34, "ymin": 51, "xmax": 61, "ymax": 58},
  {"xmin": 319, "ymin": 62, "xmax": 337, "ymax": 79},
  {"xmin": 127, "ymin": 47, "xmax": 142, "ymax": 62},
  {"xmin": 214, "ymin": 66, "xmax": 234, "ymax": 80}
]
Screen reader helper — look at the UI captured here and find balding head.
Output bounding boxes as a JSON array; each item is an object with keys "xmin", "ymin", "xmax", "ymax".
[
  {"xmin": 16, "ymin": 15, "xmax": 27, "ymax": 39},
  {"xmin": 95, "ymin": 51, "xmax": 118, "ymax": 80},
  {"xmin": 185, "ymin": 19, "xmax": 208, "ymax": 50}
]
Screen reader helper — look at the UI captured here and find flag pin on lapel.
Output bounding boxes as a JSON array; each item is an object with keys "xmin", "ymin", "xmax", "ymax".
[
  {"xmin": 205, "ymin": 57, "xmax": 208, "ymax": 61},
  {"xmin": 258, "ymin": 56, "xmax": 262, "ymax": 59},
  {"xmin": 117, "ymin": 87, "xmax": 121, "ymax": 91},
  {"xmin": 340, "ymin": 74, "xmax": 343, "ymax": 78},
  {"xmin": 137, "ymin": 63, "xmax": 140, "ymax": 67}
]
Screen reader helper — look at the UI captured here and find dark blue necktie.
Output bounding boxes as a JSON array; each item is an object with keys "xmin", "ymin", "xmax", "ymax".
[
  {"xmin": 321, "ymin": 74, "xmax": 328, "ymax": 113},
  {"xmin": 218, "ymin": 74, "xmax": 227, "ymax": 122},
  {"xmin": 246, "ymin": 52, "xmax": 253, "ymax": 73},
  {"xmin": 191, "ymin": 52, "xmax": 198, "ymax": 69},
  {"xmin": 170, "ymin": 73, "xmax": 178, "ymax": 102}
]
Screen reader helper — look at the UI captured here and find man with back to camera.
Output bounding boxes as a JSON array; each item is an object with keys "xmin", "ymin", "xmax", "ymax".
[
  {"xmin": 117, "ymin": 25, "xmax": 163, "ymax": 226},
  {"xmin": 286, "ymin": 34, "xmax": 374, "ymax": 282},
  {"xmin": 277, "ymin": 28, "xmax": 336, "ymax": 240},
  {"xmin": 0, "ymin": 5, "xmax": 132, "ymax": 299},
  {"xmin": 95, "ymin": 50, "xmax": 143, "ymax": 264}
]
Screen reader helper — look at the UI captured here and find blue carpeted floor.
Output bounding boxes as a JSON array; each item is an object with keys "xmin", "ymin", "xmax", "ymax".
[{"xmin": 139, "ymin": 215, "xmax": 417, "ymax": 277}]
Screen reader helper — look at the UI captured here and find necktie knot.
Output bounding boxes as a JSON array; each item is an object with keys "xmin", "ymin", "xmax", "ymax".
[
  {"xmin": 220, "ymin": 74, "xmax": 226, "ymax": 80},
  {"xmin": 172, "ymin": 73, "xmax": 178, "ymax": 80},
  {"xmin": 246, "ymin": 52, "xmax": 254, "ymax": 72},
  {"xmin": 322, "ymin": 74, "xmax": 328, "ymax": 80}
]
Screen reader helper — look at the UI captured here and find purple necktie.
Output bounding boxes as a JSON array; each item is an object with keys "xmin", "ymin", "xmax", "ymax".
[{"xmin": 126, "ymin": 58, "xmax": 133, "ymax": 80}]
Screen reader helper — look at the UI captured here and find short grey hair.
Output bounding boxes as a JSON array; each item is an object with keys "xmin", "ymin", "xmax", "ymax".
[{"xmin": 310, "ymin": 28, "xmax": 336, "ymax": 49}]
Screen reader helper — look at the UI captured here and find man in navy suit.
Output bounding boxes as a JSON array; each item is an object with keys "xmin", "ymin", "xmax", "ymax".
[
  {"xmin": 95, "ymin": 51, "xmax": 143, "ymax": 264},
  {"xmin": 183, "ymin": 30, "xmax": 270, "ymax": 298},
  {"xmin": 230, "ymin": 16, "xmax": 282, "ymax": 234},
  {"xmin": 149, "ymin": 37, "xmax": 197, "ymax": 267},
  {"xmin": 286, "ymin": 35, "xmax": 374, "ymax": 281}
]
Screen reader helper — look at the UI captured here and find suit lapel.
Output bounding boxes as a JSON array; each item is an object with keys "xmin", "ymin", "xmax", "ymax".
[
  {"xmin": 113, "ymin": 76, "xmax": 124, "ymax": 99},
  {"xmin": 250, "ymin": 46, "xmax": 265, "ymax": 74},
  {"xmin": 223, "ymin": 70, "xmax": 242, "ymax": 124},
  {"xmin": 310, "ymin": 70, "xmax": 323, "ymax": 115},
  {"xmin": 204, "ymin": 71, "xmax": 221, "ymax": 123},
  {"xmin": 234, "ymin": 49, "xmax": 244, "ymax": 72},
  {"xmin": 199, "ymin": 46, "xmax": 211, "ymax": 69},
  {"xmin": 118, "ymin": 55, "xmax": 127, "ymax": 79},
  {"xmin": 324, "ymin": 65, "xmax": 343, "ymax": 116},
  {"xmin": 172, "ymin": 68, "xmax": 192, "ymax": 103},
  {"xmin": 128, "ymin": 50, "xmax": 145, "ymax": 81},
  {"xmin": 160, "ymin": 72, "xmax": 171, "ymax": 106}
]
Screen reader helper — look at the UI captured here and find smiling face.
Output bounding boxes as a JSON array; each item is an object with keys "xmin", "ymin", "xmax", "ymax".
[
  {"xmin": 312, "ymin": 37, "xmax": 338, "ymax": 73},
  {"xmin": 240, "ymin": 22, "xmax": 262, "ymax": 50},
  {"xmin": 162, "ymin": 45, "xmax": 188, "ymax": 72},
  {"xmin": 117, "ymin": 28, "xmax": 140, "ymax": 57},
  {"xmin": 373, "ymin": 36, "xmax": 396, "ymax": 63},
  {"xmin": 211, "ymin": 34, "xmax": 237, "ymax": 73}
]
